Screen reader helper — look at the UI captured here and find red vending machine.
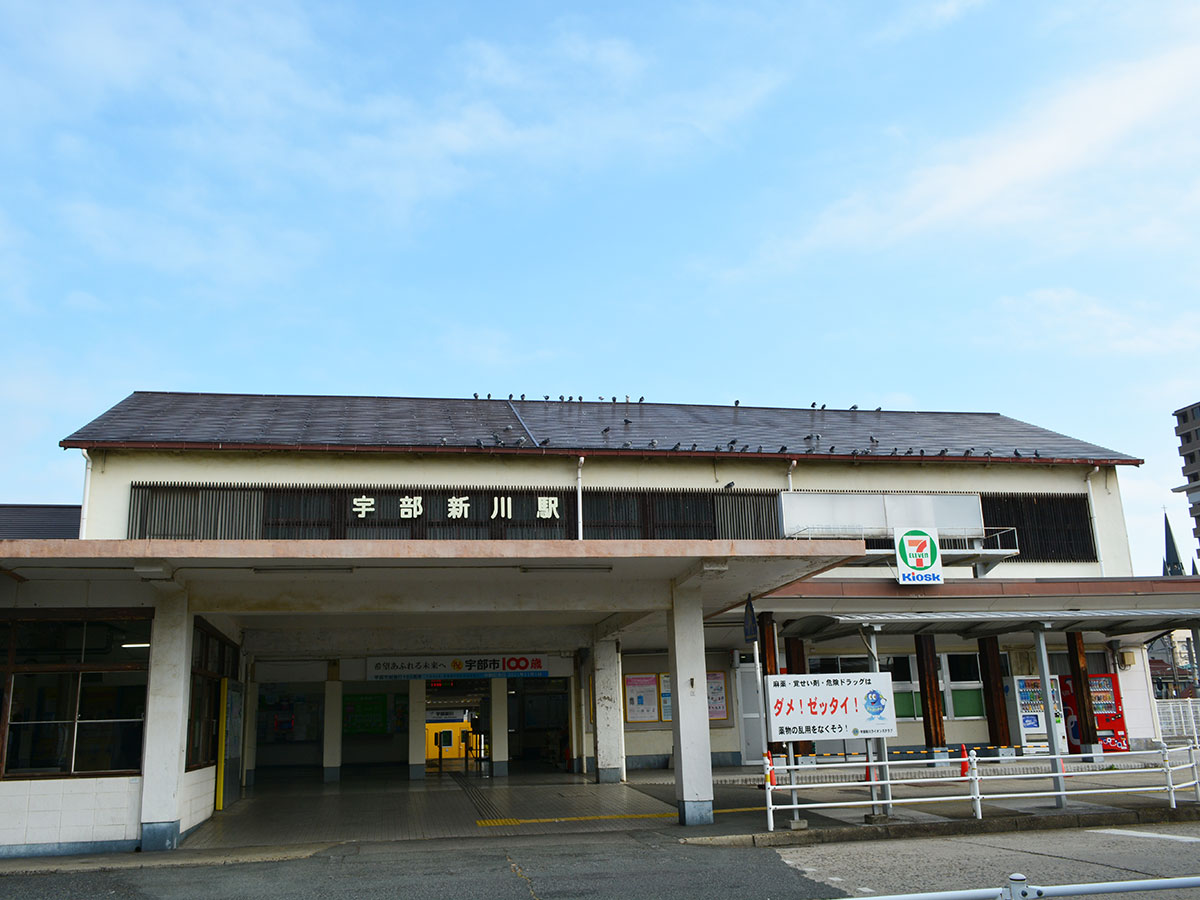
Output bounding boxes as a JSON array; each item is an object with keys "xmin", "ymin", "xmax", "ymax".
[{"xmin": 1062, "ymin": 673, "xmax": 1129, "ymax": 753}]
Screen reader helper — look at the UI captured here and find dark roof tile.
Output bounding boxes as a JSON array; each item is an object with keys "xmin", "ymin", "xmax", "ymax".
[
  {"xmin": 60, "ymin": 391, "xmax": 1139, "ymax": 465},
  {"xmin": 0, "ymin": 505, "xmax": 81, "ymax": 539}
]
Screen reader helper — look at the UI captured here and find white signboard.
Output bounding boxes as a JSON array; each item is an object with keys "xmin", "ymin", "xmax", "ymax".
[
  {"xmin": 781, "ymin": 493, "xmax": 984, "ymax": 539},
  {"xmin": 765, "ymin": 672, "xmax": 897, "ymax": 740},
  {"xmin": 894, "ymin": 526, "xmax": 944, "ymax": 585},
  {"xmin": 367, "ymin": 654, "xmax": 572, "ymax": 680}
]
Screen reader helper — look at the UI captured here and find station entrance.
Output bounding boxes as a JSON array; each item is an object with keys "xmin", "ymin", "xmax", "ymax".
[
  {"xmin": 422, "ymin": 676, "xmax": 572, "ymax": 775},
  {"xmin": 249, "ymin": 671, "xmax": 573, "ymax": 787}
]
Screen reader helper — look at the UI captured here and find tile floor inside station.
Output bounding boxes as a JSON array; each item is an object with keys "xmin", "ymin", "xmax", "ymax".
[{"xmin": 181, "ymin": 763, "xmax": 723, "ymax": 849}]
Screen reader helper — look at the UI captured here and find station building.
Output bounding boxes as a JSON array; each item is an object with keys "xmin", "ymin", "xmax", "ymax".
[{"xmin": 2, "ymin": 391, "xmax": 1199, "ymax": 857}]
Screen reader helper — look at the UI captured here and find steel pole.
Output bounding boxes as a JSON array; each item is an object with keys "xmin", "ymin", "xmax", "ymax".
[{"xmin": 1033, "ymin": 627, "xmax": 1067, "ymax": 807}]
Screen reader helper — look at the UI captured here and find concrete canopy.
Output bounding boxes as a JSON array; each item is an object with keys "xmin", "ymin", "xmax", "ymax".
[{"xmin": 1, "ymin": 538, "xmax": 865, "ymax": 655}]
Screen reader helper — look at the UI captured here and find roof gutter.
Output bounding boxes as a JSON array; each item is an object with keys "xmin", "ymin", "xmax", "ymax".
[
  {"xmin": 55, "ymin": 440, "xmax": 1145, "ymax": 468},
  {"xmin": 78, "ymin": 450, "xmax": 92, "ymax": 539},
  {"xmin": 577, "ymin": 457, "xmax": 585, "ymax": 540},
  {"xmin": 1085, "ymin": 465, "xmax": 1105, "ymax": 577}
]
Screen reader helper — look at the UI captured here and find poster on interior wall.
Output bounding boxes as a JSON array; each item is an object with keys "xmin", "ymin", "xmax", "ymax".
[
  {"xmin": 343, "ymin": 694, "xmax": 388, "ymax": 734},
  {"xmin": 624, "ymin": 674, "xmax": 660, "ymax": 722},
  {"xmin": 764, "ymin": 672, "xmax": 897, "ymax": 740},
  {"xmin": 707, "ymin": 672, "xmax": 728, "ymax": 720},
  {"xmin": 658, "ymin": 673, "xmax": 726, "ymax": 721}
]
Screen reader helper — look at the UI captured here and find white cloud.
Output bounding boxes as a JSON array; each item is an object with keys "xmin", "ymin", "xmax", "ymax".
[
  {"xmin": 792, "ymin": 40, "xmax": 1200, "ymax": 252},
  {"xmin": 63, "ymin": 290, "xmax": 105, "ymax": 312},
  {"xmin": 0, "ymin": 208, "xmax": 31, "ymax": 312},
  {"xmin": 0, "ymin": 4, "xmax": 781, "ymax": 226},
  {"xmin": 61, "ymin": 200, "xmax": 319, "ymax": 287},
  {"xmin": 554, "ymin": 33, "xmax": 647, "ymax": 85},
  {"xmin": 438, "ymin": 325, "xmax": 557, "ymax": 369},
  {"xmin": 989, "ymin": 289, "xmax": 1200, "ymax": 357},
  {"xmin": 460, "ymin": 41, "xmax": 531, "ymax": 90},
  {"xmin": 872, "ymin": 0, "xmax": 989, "ymax": 43}
]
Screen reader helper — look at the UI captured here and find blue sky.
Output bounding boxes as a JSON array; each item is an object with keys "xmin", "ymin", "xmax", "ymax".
[{"xmin": 2, "ymin": 0, "xmax": 1197, "ymax": 574}]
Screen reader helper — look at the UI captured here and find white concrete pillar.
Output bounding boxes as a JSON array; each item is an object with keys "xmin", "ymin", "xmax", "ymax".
[
  {"xmin": 593, "ymin": 638, "xmax": 624, "ymax": 783},
  {"xmin": 667, "ymin": 584, "xmax": 713, "ymax": 825},
  {"xmin": 490, "ymin": 677, "xmax": 510, "ymax": 777},
  {"xmin": 243, "ymin": 681, "xmax": 258, "ymax": 787},
  {"xmin": 139, "ymin": 595, "xmax": 191, "ymax": 851},
  {"xmin": 323, "ymin": 675, "xmax": 342, "ymax": 783},
  {"xmin": 408, "ymin": 680, "xmax": 426, "ymax": 780}
]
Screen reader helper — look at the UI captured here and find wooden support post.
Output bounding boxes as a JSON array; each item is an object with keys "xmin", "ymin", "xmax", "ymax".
[
  {"xmin": 915, "ymin": 634, "xmax": 946, "ymax": 749},
  {"xmin": 1067, "ymin": 631, "xmax": 1099, "ymax": 747},
  {"xmin": 977, "ymin": 636, "xmax": 1010, "ymax": 747},
  {"xmin": 784, "ymin": 637, "xmax": 814, "ymax": 756},
  {"xmin": 758, "ymin": 612, "xmax": 785, "ymax": 756}
]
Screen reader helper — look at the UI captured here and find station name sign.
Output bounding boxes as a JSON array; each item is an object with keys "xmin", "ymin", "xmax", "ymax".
[
  {"xmin": 367, "ymin": 654, "xmax": 573, "ymax": 681},
  {"xmin": 894, "ymin": 526, "xmax": 944, "ymax": 585}
]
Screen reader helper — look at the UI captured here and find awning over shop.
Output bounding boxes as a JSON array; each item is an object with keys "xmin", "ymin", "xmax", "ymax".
[{"xmin": 782, "ymin": 608, "xmax": 1200, "ymax": 641}]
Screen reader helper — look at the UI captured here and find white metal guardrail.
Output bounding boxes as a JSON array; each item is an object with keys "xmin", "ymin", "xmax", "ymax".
[
  {"xmin": 830, "ymin": 873, "xmax": 1200, "ymax": 900},
  {"xmin": 1158, "ymin": 699, "xmax": 1200, "ymax": 742},
  {"xmin": 764, "ymin": 743, "xmax": 1200, "ymax": 831}
]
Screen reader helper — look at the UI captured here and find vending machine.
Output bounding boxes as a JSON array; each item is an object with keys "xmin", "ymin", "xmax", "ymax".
[
  {"xmin": 1061, "ymin": 673, "xmax": 1129, "ymax": 753},
  {"xmin": 1003, "ymin": 676, "xmax": 1068, "ymax": 754}
]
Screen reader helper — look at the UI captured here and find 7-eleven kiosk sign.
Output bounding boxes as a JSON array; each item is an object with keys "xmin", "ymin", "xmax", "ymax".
[{"xmin": 894, "ymin": 527, "xmax": 944, "ymax": 585}]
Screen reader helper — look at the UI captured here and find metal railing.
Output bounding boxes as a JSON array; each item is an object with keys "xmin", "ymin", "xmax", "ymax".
[
  {"xmin": 764, "ymin": 743, "xmax": 1200, "ymax": 831},
  {"xmin": 1158, "ymin": 699, "xmax": 1200, "ymax": 742},
  {"xmin": 833, "ymin": 872, "xmax": 1200, "ymax": 900}
]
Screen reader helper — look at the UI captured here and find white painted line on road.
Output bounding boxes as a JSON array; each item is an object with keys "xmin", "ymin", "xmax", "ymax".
[{"xmin": 1088, "ymin": 828, "xmax": 1200, "ymax": 843}]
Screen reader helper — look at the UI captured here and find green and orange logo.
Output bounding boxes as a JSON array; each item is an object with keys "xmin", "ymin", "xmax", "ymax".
[{"xmin": 898, "ymin": 529, "xmax": 937, "ymax": 570}]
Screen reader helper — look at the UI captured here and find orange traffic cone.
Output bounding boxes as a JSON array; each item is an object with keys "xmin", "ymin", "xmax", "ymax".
[
  {"xmin": 764, "ymin": 751, "xmax": 776, "ymax": 786},
  {"xmin": 960, "ymin": 743, "xmax": 968, "ymax": 776}
]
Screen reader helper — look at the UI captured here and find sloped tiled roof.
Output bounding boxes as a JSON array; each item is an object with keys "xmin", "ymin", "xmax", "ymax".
[
  {"xmin": 0, "ymin": 505, "xmax": 81, "ymax": 539},
  {"xmin": 60, "ymin": 391, "xmax": 1140, "ymax": 466}
]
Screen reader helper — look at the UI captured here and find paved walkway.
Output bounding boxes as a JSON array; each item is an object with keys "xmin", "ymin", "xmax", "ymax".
[
  {"xmin": 181, "ymin": 756, "xmax": 1200, "ymax": 850},
  {"xmin": 2, "ymin": 757, "xmax": 1198, "ymax": 873}
]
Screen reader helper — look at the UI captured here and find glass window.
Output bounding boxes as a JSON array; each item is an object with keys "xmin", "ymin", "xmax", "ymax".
[
  {"xmin": 15, "ymin": 622, "xmax": 85, "ymax": 665},
  {"xmin": 809, "ymin": 657, "xmax": 839, "ymax": 674},
  {"xmin": 78, "ymin": 672, "xmax": 147, "ymax": 720},
  {"xmin": 5, "ymin": 723, "xmax": 72, "ymax": 773},
  {"xmin": 7, "ymin": 674, "xmax": 78, "ymax": 775},
  {"xmin": 10, "ymin": 673, "xmax": 77, "ymax": 722},
  {"xmin": 947, "ymin": 654, "xmax": 981, "ymax": 682},
  {"xmin": 188, "ymin": 675, "xmax": 221, "ymax": 767},
  {"xmin": 950, "ymin": 689, "xmax": 985, "ymax": 717},
  {"xmin": 3, "ymin": 613, "xmax": 152, "ymax": 778},
  {"xmin": 894, "ymin": 691, "xmax": 920, "ymax": 718},
  {"xmin": 884, "ymin": 656, "xmax": 912, "ymax": 681},
  {"xmin": 83, "ymin": 620, "xmax": 152, "ymax": 664},
  {"xmin": 839, "ymin": 656, "xmax": 870, "ymax": 673},
  {"xmin": 192, "ymin": 628, "xmax": 207, "ymax": 670},
  {"xmin": 75, "ymin": 722, "xmax": 144, "ymax": 772}
]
